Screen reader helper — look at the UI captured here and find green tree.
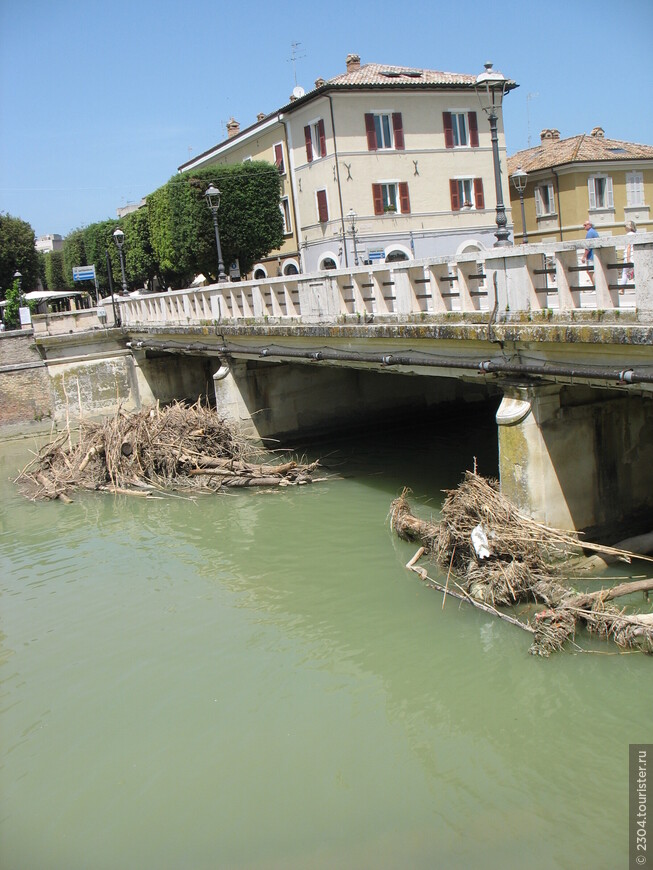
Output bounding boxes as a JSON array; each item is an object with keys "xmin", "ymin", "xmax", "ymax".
[
  {"xmin": 43, "ymin": 250, "xmax": 67, "ymax": 290},
  {"xmin": 0, "ymin": 213, "xmax": 39, "ymax": 298},
  {"xmin": 62, "ymin": 229, "xmax": 86, "ymax": 286},
  {"xmin": 148, "ymin": 162, "xmax": 283, "ymax": 288},
  {"xmin": 123, "ymin": 207, "xmax": 157, "ymax": 291},
  {"xmin": 83, "ymin": 219, "xmax": 119, "ymax": 296}
]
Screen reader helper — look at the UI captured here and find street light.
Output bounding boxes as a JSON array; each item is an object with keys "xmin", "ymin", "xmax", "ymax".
[
  {"xmin": 511, "ymin": 167, "xmax": 528, "ymax": 244},
  {"xmin": 347, "ymin": 209, "xmax": 359, "ymax": 267},
  {"xmin": 112, "ymin": 228, "xmax": 128, "ymax": 294},
  {"xmin": 13, "ymin": 270, "xmax": 23, "ymax": 306},
  {"xmin": 205, "ymin": 184, "xmax": 227, "ymax": 282},
  {"xmin": 475, "ymin": 62, "xmax": 511, "ymax": 246}
]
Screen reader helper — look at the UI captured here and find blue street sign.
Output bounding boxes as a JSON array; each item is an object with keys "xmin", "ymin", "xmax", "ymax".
[
  {"xmin": 368, "ymin": 251, "xmax": 385, "ymax": 261},
  {"xmin": 72, "ymin": 265, "xmax": 96, "ymax": 282}
]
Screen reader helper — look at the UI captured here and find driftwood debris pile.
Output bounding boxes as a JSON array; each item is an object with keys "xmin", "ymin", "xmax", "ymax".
[
  {"xmin": 16, "ymin": 401, "xmax": 320, "ymax": 501},
  {"xmin": 390, "ymin": 472, "xmax": 653, "ymax": 656}
]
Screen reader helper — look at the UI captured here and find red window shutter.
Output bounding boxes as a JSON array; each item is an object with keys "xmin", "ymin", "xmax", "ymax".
[
  {"xmin": 474, "ymin": 178, "xmax": 485, "ymax": 209},
  {"xmin": 468, "ymin": 112, "xmax": 479, "ymax": 147},
  {"xmin": 450, "ymin": 179, "xmax": 460, "ymax": 211},
  {"xmin": 274, "ymin": 143, "xmax": 284, "ymax": 171},
  {"xmin": 317, "ymin": 119, "xmax": 326, "ymax": 157},
  {"xmin": 365, "ymin": 113, "xmax": 377, "ymax": 151},
  {"xmin": 399, "ymin": 182, "xmax": 410, "ymax": 214},
  {"xmin": 392, "ymin": 113, "xmax": 405, "ymax": 150},
  {"xmin": 372, "ymin": 184, "xmax": 384, "ymax": 215},
  {"xmin": 316, "ymin": 189, "xmax": 328, "ymax": 222},
  {"xmin": 304, "ymin": 125, "xmax": 313, "ymax": 163},
  {"xmin": 443, "ymin": 112, "xmax": 454, "ymax": 149}
]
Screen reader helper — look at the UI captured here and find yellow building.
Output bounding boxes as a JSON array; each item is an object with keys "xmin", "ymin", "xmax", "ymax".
[
  {"xmin": 180, "ymin": 54, "xmax": 517, "ymax": 276},
  {"xmin": 508, "ymin": 127, "xmax": 653, "ymax": 243}
]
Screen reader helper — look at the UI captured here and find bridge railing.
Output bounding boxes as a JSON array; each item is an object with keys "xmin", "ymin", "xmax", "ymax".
[{"xmin": 118, "ymin": 233, "xmax": 653, "ymax": 329}]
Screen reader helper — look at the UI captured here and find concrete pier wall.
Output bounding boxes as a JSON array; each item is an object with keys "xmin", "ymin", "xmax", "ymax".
[{"xmin": 498, "ymin": 384, "xmax": 653, "ymax": 536}]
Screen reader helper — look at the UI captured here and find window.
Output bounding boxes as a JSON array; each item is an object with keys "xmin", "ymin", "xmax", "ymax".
[
  {"xmin": 364, "ymin": 113, "xmax": 405, "ymax": 151},
  {"xmin": 316, "ymin": 189, "xmax": 329, "ymax": 223},
  {"xmin": 274, "ymin": 142, "xmax": 285, "ymax": 175},
  {"xmin": 443, "ymin": 112, "xmax": 479, "ymax": 149},
  {"xmin": 449, "ymin": 178, "xmax": 484, "ymax": 211},
  {"xmin": 588, "ymin": 175, "xmax": 614, "ymax": 210},
  {"xmin": 280, "ymin": 197, "xmax": 292, "ymax": 235},
  {"xmin": 318, "ymin": 255, "xmax": 338, "ymax": 270},
  {"xmin": 626, "ymin": 172, "xmax": 645, "ymax": 207},
  {"xmin": 372, "ymin": 182, "xmax": 411, "ymax": 215},
  {"xmin": 253, "ymin": 266, "xmax": 267, "ymax": 279},
  {"xmin": 282, "ymin": 260, "xmax": 299, "ymax": 276},
  {"xmin": 534, "ymin": 182, "xmax": 555, "ymax": 216},
  {"xmin": 304, "ymin": 119, "xmax": 326, "ymax": 162}
]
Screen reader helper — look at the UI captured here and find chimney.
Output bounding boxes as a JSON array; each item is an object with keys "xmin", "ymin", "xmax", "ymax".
[
  {"xmin": 315, "ymin": 77, "xmax": 326, "ymax": 88},
  {"xmin": 540, "ymin": 128, "xmax": 560, "ymax": 143},
  {"xmin": 346, "ymin": 53, "xmax": 361, "ymax": 73},
  {"xmin": 226, "ymin": 118, "xmax": 240, "ymax": 138},
  {"xmin": 257, "ymin": 112, "xmax": 266, "ymax": 122},
  {"xmin": 590, "ymin": 126, "xmax": 605, "ymax": 138}
]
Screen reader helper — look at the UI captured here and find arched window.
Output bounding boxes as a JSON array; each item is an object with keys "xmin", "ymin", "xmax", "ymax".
[
  {"xmin": 385, "ymin": 248, "xmax": 410, "ymax": 263},
  {"xmin": 252, "ymin": 264, "xmax": 267, "ymax": 280},
  {"xmin": 318, "ymin": 252, "xmax": 339, "ymax": 271},
  {"xmin": 282, "ymin": 260, "xmax": 299, "ymax": 276}
]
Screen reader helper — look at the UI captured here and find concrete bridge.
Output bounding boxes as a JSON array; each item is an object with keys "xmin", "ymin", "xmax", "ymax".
[{"xmin": 22, "ymin": 232, "xmax": 653, "ymax": 537}]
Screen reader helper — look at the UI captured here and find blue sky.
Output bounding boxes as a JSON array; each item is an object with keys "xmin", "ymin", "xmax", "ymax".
[{"xmin": 1, "ymin": 0, "xmax": 652, "ymax": 239}]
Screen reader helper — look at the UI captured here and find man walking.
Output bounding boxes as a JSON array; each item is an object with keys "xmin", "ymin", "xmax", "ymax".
[{"xmin": 581, "ymin": 219, "xmax": 599, "ymax": 285}]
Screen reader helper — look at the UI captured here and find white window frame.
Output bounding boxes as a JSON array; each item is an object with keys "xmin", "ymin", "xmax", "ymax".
[
  {"xmin": 450, "ymin": 111, "xmax": 469, "ymax": 148},
  {"xmin": 534, "ymin": 182, "xmax": 556, "ymax": 217},
  {"xmin": 377, "ymin": 179, "xmax": 408, "ymax": 214},
  {"xmin": 252, "ymin": 264, "xmax": 268, "ymax": 279},
  {"xmin": 242, "ymin": 155, "xmax": 253, "ymax": 163},
  {"xmin": 282, "ymin": 259, "xmax": 300, "ymax": 276},
  {"xmin": 372, "ymin": 112, "xmax": 394, "ymax": 149},
  {"xmin": 308, "ymin": 119, "xmax": 326, "ymax": 159},
  {"xmin": 317, "ymin": 252, "xmax": 340, "ymax": 270},
  {"xmin": 453, "ymin": 177, "xmax": 476, "ymax": 210},
  {"xmin": 626, "ymin": 171, "xmax": 645, "ymax": 207},
  {"xmin": 280, "ymin": 196, "xmax": 292, "ymax": 235},
  {"xmin": 588, "ymin": 174, "xmax": 614, "ymax": 210}
]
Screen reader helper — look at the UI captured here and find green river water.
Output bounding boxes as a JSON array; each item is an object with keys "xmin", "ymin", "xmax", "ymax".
[{"xmin": 0, "ymin": 408, "xmax": 650, "ymax": 870}]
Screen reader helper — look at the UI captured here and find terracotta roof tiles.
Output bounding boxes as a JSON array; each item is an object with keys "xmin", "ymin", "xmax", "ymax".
[{"xmin": 508, "ymin": 134, "xmax": 653, "ymax": 174}]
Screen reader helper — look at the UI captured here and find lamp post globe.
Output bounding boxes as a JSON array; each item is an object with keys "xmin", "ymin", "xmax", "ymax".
[
  {"xmin": 511, "ymin": 167, "xmax": 528, "ymax": 243},
  {"xmin": 205, "ymin": 185, "xmax": 227, "ymax": 282},
  {"xmin": 13, "ymin": 270, "xmax": 23, "ymax": 306},
  {"xmin": 475, "ymin": 62, "xmax": 511, "ymax": 246},
  {"xmin": 112, "ymin": 228, "xmax": 128, "ymax": 294}
]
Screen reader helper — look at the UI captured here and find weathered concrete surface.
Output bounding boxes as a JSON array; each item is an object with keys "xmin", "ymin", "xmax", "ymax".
[
  {"xmin": 0, "ymin": 330, "xmax": 54, "ymax": 433},
  {"xmin": 498, "ymin": 384, "xmax": 653, "ymax": 534}
]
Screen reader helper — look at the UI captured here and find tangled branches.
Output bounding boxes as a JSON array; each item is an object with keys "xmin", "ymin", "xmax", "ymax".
[
  {"xmin": 16, "ymin": 401, "xmax": 320, "ymax": 501},
  {"xmin": 390, "ymin": 472, "xmax": 653, "ymax": 656}
]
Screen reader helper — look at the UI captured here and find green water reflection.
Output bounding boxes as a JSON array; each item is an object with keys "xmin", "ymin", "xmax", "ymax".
[{"xmin": 0, "ymin": 409, "xmax": 649, "ymax": 869}]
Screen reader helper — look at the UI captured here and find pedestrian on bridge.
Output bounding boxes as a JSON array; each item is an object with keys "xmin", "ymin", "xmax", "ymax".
[{"xmin": 581, "ymin": 219, "xmax": 600, "ymax": 285}]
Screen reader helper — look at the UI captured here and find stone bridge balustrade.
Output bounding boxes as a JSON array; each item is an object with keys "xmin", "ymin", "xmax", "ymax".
[{"xmin": 115, "ymin": 232, "xmax": 653, "ymax": 330}]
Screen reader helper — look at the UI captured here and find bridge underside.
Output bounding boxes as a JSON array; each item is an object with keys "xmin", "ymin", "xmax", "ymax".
[{"xmin": 125, "ymin": 344, "xmax": 653, "ymax": 539}]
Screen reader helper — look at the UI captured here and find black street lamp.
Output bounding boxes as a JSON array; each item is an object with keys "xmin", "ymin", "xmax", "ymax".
[
  {"xmin": 347, "ymin": 209, "xmax": 360, "ymax": 267},
  {"xmin": 205, "ymin": 185, "xmax": 227, "ymax": 282},
  {"xmin": 511, "ymin": 167, "xmax": 528, "ymax": 243},
  {"xmin": 112, "ymin": 228, "xmax": 128, "ymax": 294},
  {"xmin": 475, "ymin": 62, "xmax": 511, "ymax": 246},
  {"xmin": 13, "ymin": 270, "xmax": 23, "ymax": 306}
]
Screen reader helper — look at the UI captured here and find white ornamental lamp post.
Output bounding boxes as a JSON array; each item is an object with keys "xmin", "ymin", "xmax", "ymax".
[{"xmin": 112, "ymin": 228, "xmax": 128, "ymax": 294}]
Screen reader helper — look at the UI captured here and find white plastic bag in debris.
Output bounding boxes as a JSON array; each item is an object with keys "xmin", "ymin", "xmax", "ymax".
[{"xmin": 471, "ymin": 523, "xmax": 491, "ymax": 560}]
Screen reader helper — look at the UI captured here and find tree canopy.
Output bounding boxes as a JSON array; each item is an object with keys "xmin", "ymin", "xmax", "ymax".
[{"xmin": 0, "ymin": 214, "xmax": 40, "ymax": 298}]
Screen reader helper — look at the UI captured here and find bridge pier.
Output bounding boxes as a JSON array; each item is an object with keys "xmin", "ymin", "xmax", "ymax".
[{"xmin": 497, "ymin": 382, "xmax": 653, "ymax": 535}]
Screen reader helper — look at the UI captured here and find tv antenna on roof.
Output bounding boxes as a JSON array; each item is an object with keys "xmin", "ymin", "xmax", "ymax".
[{"xmin": 288, "ymin": 41, "xmax": 306, "ymax": 87}]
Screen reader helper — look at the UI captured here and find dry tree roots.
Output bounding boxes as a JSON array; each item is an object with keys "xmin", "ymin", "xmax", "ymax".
[
  {"xmin": 390, "ymin": 472, "xmax": 653, "ymax": 656},
  {"xmin": 16, "ymin": 401, "xmax": 321, "ymax": 502}
]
